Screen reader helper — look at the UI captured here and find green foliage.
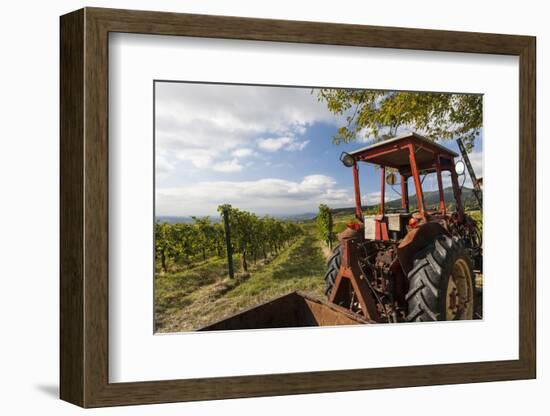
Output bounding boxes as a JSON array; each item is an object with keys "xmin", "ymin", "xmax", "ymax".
[
  {"xmin": 317, "ymin": 89, "xmax": 482, "ymax": 151},
  {"xmin": 191, "ymin": 216, "xmax": 215, "ymax": 261},
  {"xmin": 155, "ymin": 222, "xmax": 174, "ymax": 273},
  {"xmin": 155, "ymin": 221, "xmax": 208, "ymax": 273},
  {"xmin": 217, "ymin": 205, "xmax": 302, "ymax": 272},
  {"xmin": 155, "ymin": 226, "xmax": 326, "ymax": 332},
  {"xmin": 467, "ymin": 210, "xmax": 483, "ymax": 234},
  {"xmin": 155, "ymin": 206, "xmax": 303, "ymax": 274},
  {"xmin": 316, "ymin": 204, "xmax": 334, "ymax": 249}
]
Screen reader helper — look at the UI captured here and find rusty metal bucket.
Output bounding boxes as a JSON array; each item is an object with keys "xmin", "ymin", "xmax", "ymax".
[{"xmin": 198, "ymin": 291, "xmax": 370, "ymax": 331}]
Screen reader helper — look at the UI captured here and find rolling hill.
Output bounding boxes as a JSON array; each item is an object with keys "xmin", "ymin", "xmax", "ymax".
[{"xmin": 331, "ymin": 186, "xmax": 480, "ymax": 218}]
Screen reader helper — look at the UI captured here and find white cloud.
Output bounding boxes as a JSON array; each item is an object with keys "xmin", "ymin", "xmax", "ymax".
[
  {"xmin": 156, "ymin": 174, "xmax": 354, "ymax": 216},
  {"xmin": 155, "ymin": 83, "xmax": 339, "ymax": 177},
  {"xmin": 294, "ymin": 124, "xmax": 307, "ymax": 135},
  {"xmin": 456, "ymin": 150, "xmax": 483, "ymax": 189},
  {"xmin": 256, "ymin": 136, "xmax": 309, "ymax": 152},
  {"xmin": 155, "ymin": 154, "xmax": 174, "ymax": 176},
  {"xmin": 287, "ymin": 139, "xmax": 310, "ymax": 151},
  {"xmin": 361, "ymin": 192, "xmax": 382, "ymax": 206},
  {"xmin": 174, "ymin": 148, "xmax": 213, "ymax": 169},
  {"xmin": 467, "ymin": 150, "xmax": 483, "ymax": 178},
  {"xmin": 360, "ymin": 191, "xmax": 405, "ymax": 206},
  {"xmin": 402, "ymin": 149, "xmax": 482, "ymax": 192},
  {"xmin": 231, "ymin": 148, "xmax": 256, "ymax": 158},
  {"xmin": 294, "ymin": 174, "xmax": 335, "ymax": 192},
  {"xmin": 257, "ymin": 136, "xmax": 292, "ymax": 152},
  {"xmin": 212, "ymin": 159, "xmax": 243, "ymax": 173},
  {"xmin": 156, "ymin": 83, "xmax": 336, "ymax": 135}
]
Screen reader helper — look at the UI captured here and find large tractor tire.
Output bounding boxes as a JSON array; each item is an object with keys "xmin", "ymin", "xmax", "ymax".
[
  {"xmin": 324, "ymin": 245, "xmax": 342, "ymax": 296},
  {"xmin": 406, "ymin": 234, "xmax": 475, "ymax": 322}
]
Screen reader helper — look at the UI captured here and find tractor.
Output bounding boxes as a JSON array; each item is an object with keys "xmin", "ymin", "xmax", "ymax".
[{"xmin": 325, "ymin": 132, "xmax": 482, "ymax": 323}]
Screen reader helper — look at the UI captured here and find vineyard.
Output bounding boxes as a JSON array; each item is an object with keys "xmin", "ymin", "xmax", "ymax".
[
  {"xmin": 154, "ymin": 203, "xmax": 483, "ymax": 332},
  {"xmin": 155, "ymin": 205, "xmax": 302, "ymax": 275},
  {"xmin": 154, "ymin": 205, "xmax": 318, "ymax": 332}
]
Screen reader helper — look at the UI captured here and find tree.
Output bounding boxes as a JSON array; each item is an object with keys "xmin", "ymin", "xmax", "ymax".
[
  {"xmin": 235, "ymin": 209, "xmax": 254, "ymax": 272},
  {"xmin": 171, "ymin": 223, "xmax": 197, "ymax": 266},
  {"xmin": 217, "ymin": 205, "xmax": 250, "ymax": 272},
  {"xmin": 212, "ymin": 223, "xmax": 226, "ymax": 258},
  {"xmin": 216, "ymin": 205, "xmax": 303, "ymax": 273},
  {"xmin": 317, "ymin": 89, "xmax": 482, "ymax": 151},
  {"xmin": 316, "ymin": 204, "xmax": 334, "ymax": 250},
  {"xmin": 192, "ymin": 216, "xmax": 215, "ymax": 262},
  {"xmin": 155, "ymin": 222, "xmax": 173, "ymax": 274}
]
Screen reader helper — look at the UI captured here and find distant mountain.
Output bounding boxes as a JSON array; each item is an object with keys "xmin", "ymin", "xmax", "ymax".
[
  {"xmin": 332, "ymin": 187, "xmax": 480, "ymax": 217},
  {"xmin": 275, "ymin": 212, "xmax": 318, "ymax": 222},
  {"xmin": 386, "ymin": 186, "xmax": 479, "ymax": 210},
  {"xmin": 156, "ymin": 216, "xmax": 220, "ymax": 224}
]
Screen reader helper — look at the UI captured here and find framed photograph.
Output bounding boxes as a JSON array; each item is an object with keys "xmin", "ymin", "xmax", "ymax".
[{"xmin": 60, "ymin": 7, "xmax": 536, "ymax": 407}]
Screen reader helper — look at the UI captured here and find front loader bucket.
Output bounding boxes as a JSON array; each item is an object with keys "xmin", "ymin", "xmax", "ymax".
[{"xmin": 198, "ymin": 291, "xmax": 370, "ymax": 331}]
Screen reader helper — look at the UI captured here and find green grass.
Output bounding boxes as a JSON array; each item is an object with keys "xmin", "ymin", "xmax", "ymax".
[
  {"xmin": 155, "ymin": 209, "xmax": 484, "ymax": 332},
  {"xmin": 154, "ymin": 226, "xmax": 326, "ymax": 332},
  {"xmin": 226, "ymin": 234, "xmax": 326, "ymax": 304},
  {"xmin": 154, "ymin": 256, "xmax": 237, "ymax": 322}
]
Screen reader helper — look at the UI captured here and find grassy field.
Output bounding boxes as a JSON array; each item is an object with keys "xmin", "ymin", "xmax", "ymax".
[
  {"xmin": 155, "ymin": 210, "xmax": 484, "ymax": 332},
  {"xmin": 155, "ymin": 223, "xmax": 326, "ymax": 332}
]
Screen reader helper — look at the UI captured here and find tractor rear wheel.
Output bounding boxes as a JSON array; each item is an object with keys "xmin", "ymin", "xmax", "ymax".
[
  {"xmin": 406, "ymin": 234, "xmax": 475, "ymax": 322},
  {"xmin": 324, "ymin": 245, "xmax": 342, "ymax": 296}
]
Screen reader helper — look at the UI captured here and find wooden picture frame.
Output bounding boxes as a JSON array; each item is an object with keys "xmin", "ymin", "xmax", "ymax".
[{"xmin": 60, "ymin": 7, "xmax": 536, "ymax": 408}]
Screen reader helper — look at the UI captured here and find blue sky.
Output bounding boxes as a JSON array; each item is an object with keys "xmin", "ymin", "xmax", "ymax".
[{"xmin": 155, "ymin": 82, "xmax": 483, "ymax": 217}]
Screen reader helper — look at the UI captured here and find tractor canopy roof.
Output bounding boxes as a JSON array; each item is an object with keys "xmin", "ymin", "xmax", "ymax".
[{"xmin": 349, "ymin": 132, "xmax": 458, "ymax": 175}]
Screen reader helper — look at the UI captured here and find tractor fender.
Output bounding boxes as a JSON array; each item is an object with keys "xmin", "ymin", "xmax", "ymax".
[
  {"xmin": 336, "ymin": 226, "xmax": 363, "ymax": 243},
  {"xmin": 396, "ymin": 222, "xmax": 450, "ymax": 274}
]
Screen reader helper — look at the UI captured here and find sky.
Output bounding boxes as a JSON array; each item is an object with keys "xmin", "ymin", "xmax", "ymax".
[{"xmin": 155, "ymin": 82, "xmax": 483, "ymax": 217}]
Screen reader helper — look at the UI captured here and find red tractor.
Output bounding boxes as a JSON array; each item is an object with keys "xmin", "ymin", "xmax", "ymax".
[{"xmin": 325, "ymin": 132, "xmax": 482, "ymax": 323}]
